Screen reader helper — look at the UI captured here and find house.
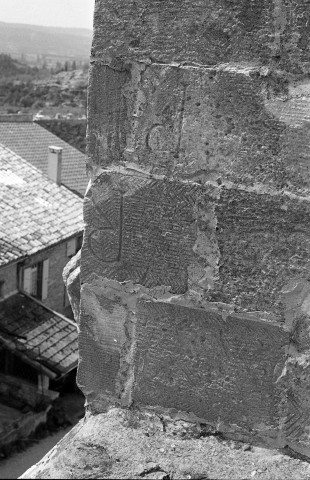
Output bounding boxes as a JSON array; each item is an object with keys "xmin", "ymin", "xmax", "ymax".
[
  {"xmin": 0, "ymin": 144, "xmax": 83, "ymax": 404},
  {"xmin": 0, "ymin": 143, "xmax": 83, "ymax": 314},
  {"xmin": 0, "ymin": 293, "xmax": 78, "ymax": 392},
  {"xmin": 0, "ymin": 292, "xmax": 80, "ymax": 450},
  {"xmin": 0, "ymin": 114, "xmax": 88, "ymax": 197}
]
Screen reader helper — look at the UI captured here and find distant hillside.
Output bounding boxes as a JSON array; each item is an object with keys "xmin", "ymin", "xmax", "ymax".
[
  {"xmin": 0, "ymin": 53, "xmax": 36, "ymax": 77},
  {"xmin": 0, "ymin": 22, "xmax": 92, "ymax": 63}
]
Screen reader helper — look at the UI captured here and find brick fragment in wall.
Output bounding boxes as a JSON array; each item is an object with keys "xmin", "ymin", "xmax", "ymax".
[
  {"xmin": 92, "ymin": 0, "xmax": 310, "ymax": 73},
  {"xmin": 88, "ymin": 62, "xmax": 310, "ymax": 196},
  {"xmin": 81, "ymin": 171, "xmax": 219, "ymax": 296}
]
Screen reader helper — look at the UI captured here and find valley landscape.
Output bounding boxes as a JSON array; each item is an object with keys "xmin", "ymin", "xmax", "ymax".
[{"xmin": 0, "ymin": 22, "xmax": 90, "ymax": 152}]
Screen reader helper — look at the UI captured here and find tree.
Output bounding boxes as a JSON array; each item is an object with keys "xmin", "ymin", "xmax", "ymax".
[
  {"xmin": 20, "ymin": 94, "xmax": 34, "ymax": 108},
  {"xmin": 82, "ymin": 62, "xmax": 89, "ymax": 73},
  {"xmin": 55, "ymin": 62, "xmax": 62, "ymax": 74}
]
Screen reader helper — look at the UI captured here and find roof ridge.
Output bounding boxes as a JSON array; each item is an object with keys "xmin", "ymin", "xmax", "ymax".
[
  {"xmin": 32, "ymin": 122, "xmax": 86, "ymax": 155},
  {"xmin": 0, "ymin": 123, "xmax": 88, "ymax": 196},
  {"xmin": 0, "ymin": 142, "xmax": 85, "ymax": 197},
  {"xmin": 0, "ymin": 142, "xmax": 50, "ymax": 179}
]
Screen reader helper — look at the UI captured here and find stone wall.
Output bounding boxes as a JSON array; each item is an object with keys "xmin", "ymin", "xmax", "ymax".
[{"xmin": 74, "ymin": 0, "xmax": 310, "ymax": 457}]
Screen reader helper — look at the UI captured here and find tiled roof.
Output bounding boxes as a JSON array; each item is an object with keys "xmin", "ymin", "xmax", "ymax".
[
  {"xmin": 0, "ymin": 144, "xmax": 83, "ymax": 267},
  {"xmin": 0, "ymin": 238, "xmax": 24, "ymax": 266},
  {"xmin": 0, "ymin": 293, "xmax": 78, "ymax": 376},
  {"xmin": 0, "ymin": 121, "xmax": 88, "ymax": 196}
]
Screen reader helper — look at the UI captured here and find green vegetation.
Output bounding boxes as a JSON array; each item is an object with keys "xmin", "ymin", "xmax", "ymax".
[
  {"xmin": 0, "ymin": 81, "xmax": 87, "ymax": 110},
  {"xmin": 0, "ymin": 53, "xmax": 88, "ymax": 117},
  {"xmin": 0, "ymin": 54, "xmax": 88, "ymax": 152},
  {"xmin": 38, "ymin": 120, "xmax": 87, "ymax": 154},
  {"xmin": 0, "ymin": 53, "xmax": 38, "ymax": 77}
]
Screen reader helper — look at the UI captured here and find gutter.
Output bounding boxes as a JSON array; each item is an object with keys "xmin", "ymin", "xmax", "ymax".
[
  {"xmin": 22, "ymin": 292, "xmax": 78, "ymax": 328},
  {"xmin": 0, "ymin": 333, "xmax": 57, "ymax": 379},
  {"xmin": 0, "ymin": 231, "xmax": 83, "ymax": 269}
]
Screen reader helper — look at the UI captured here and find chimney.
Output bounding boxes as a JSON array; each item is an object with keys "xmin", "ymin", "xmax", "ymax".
[{"xmin": 48, "ymin": 146, "xmax": 62, "ymax": 185}]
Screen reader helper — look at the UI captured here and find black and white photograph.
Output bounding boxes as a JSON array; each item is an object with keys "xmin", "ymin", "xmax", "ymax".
[{"xmin": 0, "ymin": 1, "xmax": 310, "ymax": 479}]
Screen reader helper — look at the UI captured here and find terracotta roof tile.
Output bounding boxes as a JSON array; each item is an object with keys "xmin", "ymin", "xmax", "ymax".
[
  {"xmin": 0, "ymin": 121, "xmax": 88, "ymax": 196},
  {"xmin": 0, "ymin": 144, "xmax": 84, "ymax": 266}
]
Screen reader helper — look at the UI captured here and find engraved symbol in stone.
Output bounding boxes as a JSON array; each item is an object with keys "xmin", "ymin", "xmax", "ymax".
[
  {"xmin": 88, "ymin": 192, "xmax": 124, "ymax": 263},
  {"xmin": 146, "ymin": 124, "xmax": 167, "ymax": 152}
]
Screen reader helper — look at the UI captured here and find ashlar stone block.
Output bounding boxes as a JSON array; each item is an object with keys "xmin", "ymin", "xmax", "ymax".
[
  {"xmin": 89, "ymin": 62, "xmax": 310, "ymax": 196},
  {"xmin": 82, "ymin": 171, "xmax": 219, "ymax": 295},
  {"xmin": 133, "ymin": 300, "xmax": 289, "ymax": 441}
]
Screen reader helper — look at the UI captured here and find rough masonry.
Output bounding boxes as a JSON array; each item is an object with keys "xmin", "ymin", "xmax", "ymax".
[{"xmin": 68, "ymin": 0, "xmax": 310, "ymax": 458}]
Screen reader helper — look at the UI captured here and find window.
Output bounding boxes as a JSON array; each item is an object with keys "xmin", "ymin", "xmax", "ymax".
[
  {"xmin": 76, "ymin": 234, "xmax": 83, "ymax": 251},
  {"xmin": 67, "ymin": 234, "xmax": 83, "ymax": 257},
  {"xmin": 22, "ymin": 259, "xmax": 49, "ymax": 300}
]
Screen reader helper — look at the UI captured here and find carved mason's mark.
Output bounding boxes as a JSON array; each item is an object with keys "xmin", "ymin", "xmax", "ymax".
[
  {"xmin": 175, "ymin": 82, "xmax": 188, "ymax": 159},
  {"xmin": 88, "ymin": 190, "xmax": 124, "ymax": 263},
  {"xmin": 146, "ymin": 124, "xmax": 167, "ymax": 152},
  {"xmin": 84, "ymin": 175, "xmax": 205, "ymax": 293}
]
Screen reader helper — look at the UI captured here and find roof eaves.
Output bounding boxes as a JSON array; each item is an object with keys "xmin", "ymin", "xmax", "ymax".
[
  {"xmin": 0, "ymin": 333, "xmax": 57, "ymax": 379},
  {"xmin": 22, "ymin": 292, "xmax": 78, "ymax": 328}
]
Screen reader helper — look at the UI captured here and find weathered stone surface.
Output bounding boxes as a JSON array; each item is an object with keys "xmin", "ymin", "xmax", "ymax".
[
  {"xmin": 210, "ymin": 188, "xmax": 310, "ymax": 315},
  {"xmin": 88, "ymin": 61, "xmax": 310, "ymax": 197},
  {"xmin": 72, "ymin": 0, "xmax": 310, "ymax": 461},
  {"xmin": 133, "ymin": 301, "xmax": 288, "ymax": 437},
  {"xmin": 82, "ymin": 171, "xmax": 218, "ymax": 294},
  {"xmin": 92, "ymin": 0, "xmax": 310, "ymax": 73},
  {"xmin": 78, "ymin": 281, "xmax": 126, "ymax": 403},
  {"xmin": 87, "ymin": 65, "xmax": 128, "ymax": 168},
  {"xmin": 63, "ymin": 250, "xmax": 81, "ymax": 323},
  {"xmin": 20, "ymin": 408, "xmax": 310, "ymax": 480}
]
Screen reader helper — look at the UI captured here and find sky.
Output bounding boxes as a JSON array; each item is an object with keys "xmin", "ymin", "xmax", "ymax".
[{"xmin": 0, "ymin": 0, "xmax": 95, "ymax": 30}]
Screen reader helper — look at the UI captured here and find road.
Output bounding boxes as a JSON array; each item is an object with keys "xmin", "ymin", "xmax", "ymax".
[
  {"xmin": 0, "ymin": 426, "xmax": 72, "ymax": 479},
  {"xmin": 0, "ymin": 392, "xmax": 84, "ymax": 479}
]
